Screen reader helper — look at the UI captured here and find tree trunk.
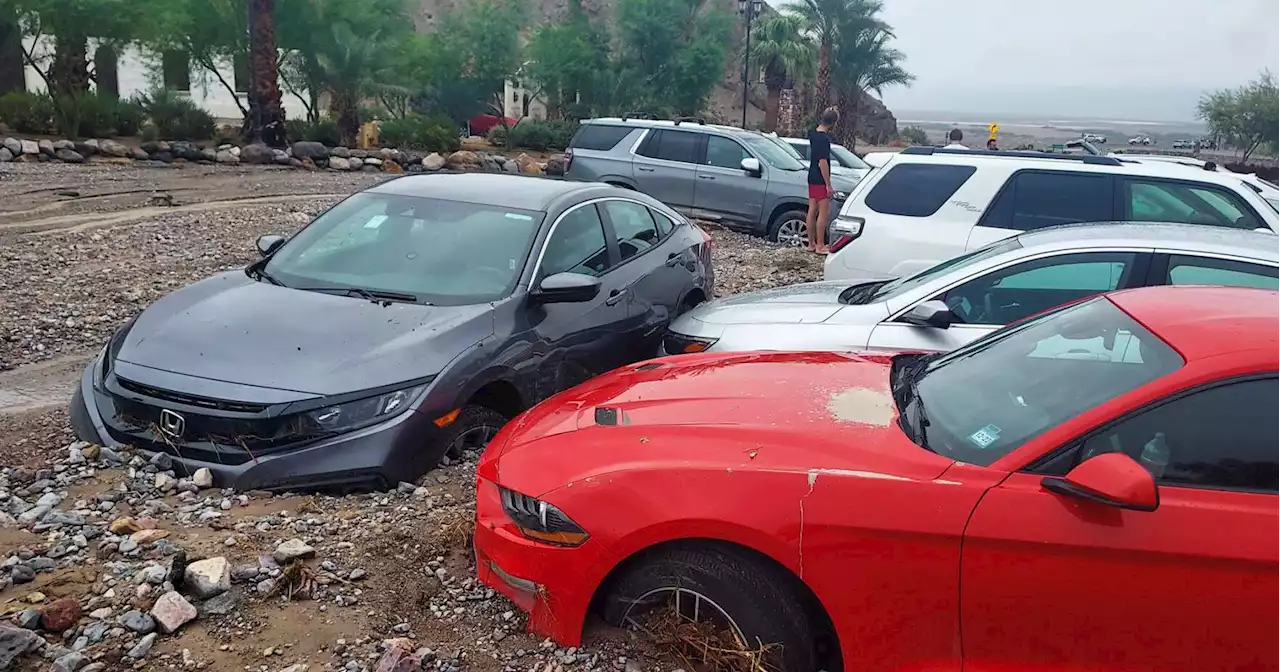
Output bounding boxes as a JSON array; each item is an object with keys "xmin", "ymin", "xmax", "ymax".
[
  {"xmin": 50, "ymin": 34, "xmax": 90, "ymax": 95},
  {"xmin": 814, "ymin": 41, "xmax": 830, "ymax": 117},
  {"xmin": 0, "ymin": 9, "xmax": 24, "ymax": 94},
  {"xmin": 333, "ymin": 89, "xmax": 359, "ymax": 147},
  {"xmin": 247, "ymin": 0, "xmax": 287, "ymax": 147},
  {"xmin": 764, "ymin": 85, "xmax": 781, "ymax": 133}
]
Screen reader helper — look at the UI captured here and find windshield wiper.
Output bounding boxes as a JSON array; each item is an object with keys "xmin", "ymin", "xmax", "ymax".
[
  {"xmin": 247, "ymin": 265, "xmax": 284, "ymax": 287},
  {"xmin": 295, "ymin": 286, "xmax": 422, "ymax": 304},
  {"xmin": 839, "ymin": 279, "xmax": 892, "ymax": 305},
  {"xmin": 893, "ymin": 354, "xmax": 937, "ymax": 453},
  {"xmin": 909, "ymin": 394, "xmax": 933, "ymax": 453}
]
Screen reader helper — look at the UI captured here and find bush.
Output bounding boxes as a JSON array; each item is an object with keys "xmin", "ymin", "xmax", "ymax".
[
  {"xmin": 286, "ymin": 118, "xmax": 341, "ymax": 146},
  {"xmin": 134, "ymin": 89, "xmax": 215, "ymax": 141},
  {"xmin": 900, "ymin": 125, "xmax": 928, "ymax": 145},
  {"xmin": 379, "ymin": 114, "xmax": 461, "ymax": 153},
  {"xmin": 0, "ymin": 91, "xmax": 56, "ymax": 135},
  {"xmin": 111, "ymin": 99, "xmax": 145, "ymax": 136},
  {"xmin": 494, "ymin": 119, "xmax": 580, "ymax": 151}
]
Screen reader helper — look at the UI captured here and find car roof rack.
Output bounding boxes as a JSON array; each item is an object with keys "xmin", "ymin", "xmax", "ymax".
[
  {"xmin": 673, "ymin": 116, "xmax": 706, "ymax": 126},
  {"xmin": 901, "ymin": 146, "xmax": 1123, "ymax": 166},
  {"xmin": 618, "ymin": 113, "xmax": 656, "ymax": 122}
]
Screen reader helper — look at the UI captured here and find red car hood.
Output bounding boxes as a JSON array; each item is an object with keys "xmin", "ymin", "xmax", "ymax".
[{"xmin": 489, "ymin": 351, "xmax": 954, "ymax": 497}]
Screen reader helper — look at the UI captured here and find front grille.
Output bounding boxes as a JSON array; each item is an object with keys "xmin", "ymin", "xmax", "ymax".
[{"xmin": 117, "ymin": 377, "xmax": 268, "ymax": 414}]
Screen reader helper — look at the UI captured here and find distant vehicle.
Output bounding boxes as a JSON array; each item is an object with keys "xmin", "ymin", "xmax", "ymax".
[
  {"xmin": 1172, "ymin": 140, "xmax": 1195, "ymax": 150},
  {"xmin": 1081, "ymin": 133, "xmax": 1108, "ymax": 144},
  {"xmin": 775, "ymin": 135, "xmax": 872, "ymax": 183},
  {"xmin": 566, "ymin": 118, "xmax": 861, "ymax": 245},
  {"xmin": 1128, "ymin": 135, "xmax": 1154, "ymax": 146}
]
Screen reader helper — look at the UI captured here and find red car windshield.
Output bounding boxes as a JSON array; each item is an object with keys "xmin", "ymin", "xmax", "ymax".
[{"xmin": 901, "ymin": 297, "xmax": 1184, "ymax": 465}]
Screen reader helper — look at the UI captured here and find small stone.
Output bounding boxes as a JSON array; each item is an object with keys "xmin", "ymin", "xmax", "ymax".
[
  {"xmin": 15, "ymin": 608, "xmax": 41, "ymax": 629},
  {"xmin": 272, "ymin": 539, "xmax": 315, "ymax": 564},
  {"xmin": 184, "ymin": 557, "xmax": 231, "ymax": 598},
  {"xmin": 149, "ymin": 453, "xmax": 173, "ymax": 471},
  {"xmin": 198, "ymin": 589, "xmax": 242, "ymax": 616},
  {"xmin": 118, "ymin": 610, "xmax": 155, "ymax": 634},
  {"xmin": 192, "ymin": 468, "xmax": 213, "ymax": 488},
  {"xmin": 40, "ymin": 597, "xmax": 83, "ymax": 632},
  {"xmin": 328, "ymin": 156, "xmax": 350, "ymax": 171},
  {"xmin": 150, "ymin": 591, "xmax": 197, "ymax": 633},
  {"xmin": 10, "ymin": 564, "xmax": 35, "ymax": 583},
  {"xmin": 256, "ymin": 579, "xmax": 275, "ymax": 595},
  {"xmin": 349, "ymin": 568, "xmax": 366, "ymax": 581},
  {"xmin": 88, "ymin": 607, "xmax": 113, "ymax": 620},
  {"xmin": 52, "ymin": 651, "xmax": 88, "ymax": 671},
  {"xmin": 130, "ymin": 529, "xmax": 169, "ymax": 544},
  {"xmin": 67, "ymin": 445, "xmax": 86, "ymax": 464},
  {"xmin": 110, "ymin": 516, "xmax": 139, "ymax": 534},
  {"xmin": 118, "ymin": 538, "xmax": 138, "ymax": 554},
  {"xmin": 80, "ymin": 444, "xmax": 100, "ymax": 461},
  {"xmin": 154, "ymin": 473, "xmax": 176, "ymax": 491},
  {"xmin": 127, "ymin": 632, "xmax": 157, "ymax": 659}
]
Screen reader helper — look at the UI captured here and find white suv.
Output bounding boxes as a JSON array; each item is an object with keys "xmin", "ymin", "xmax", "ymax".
[{"xmin": 825, "ymin": 147, "xmax": 1279, "ymax": 280}]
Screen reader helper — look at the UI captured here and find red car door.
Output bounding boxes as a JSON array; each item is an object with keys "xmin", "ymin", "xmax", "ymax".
[{"xmin": 960, "ymin": 376, "xmax": 1279, "ymax": 672}]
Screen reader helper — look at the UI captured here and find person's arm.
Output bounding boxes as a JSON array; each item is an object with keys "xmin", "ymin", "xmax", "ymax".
[{"xmin": 820, "ymin": 155, "xmax": 833, "ymax": 196}]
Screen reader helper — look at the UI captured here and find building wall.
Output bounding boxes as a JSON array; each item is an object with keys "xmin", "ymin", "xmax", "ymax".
[
  {"xmin": 502, "ymin": 79, "xmax": 547, "ymax": 120},
  {"xmin": 21, "ymin": 37, "xmax": 310, "ymax": 124}
]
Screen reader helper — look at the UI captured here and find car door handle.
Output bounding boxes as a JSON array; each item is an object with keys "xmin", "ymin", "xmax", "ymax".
[
  {"xmin": 637, "ymin": 166, "xmax": 655, "ymax": 172},
  {"xmin": 665, "ymin": 253, "xmax": 682, "ymax": 267},
  {"xmin": 698, "ymin": 174, "xmax": 715, "ymax": 180},
  {"xmin": 605, "ymin": 289, "xmax": 627, "ymax": 306}
]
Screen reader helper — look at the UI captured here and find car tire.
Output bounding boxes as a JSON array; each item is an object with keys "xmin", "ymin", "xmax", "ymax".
[
  {"xmin": 437, "ymin": 405, "xmax": 508, "ymax": 461},
  {"xmin": 768, "ymin": 209, "xmax": 809, "ymax": 247},
  {"xmin": 600, "ymin": 544, "xmax": 818, "ymax": 671}
]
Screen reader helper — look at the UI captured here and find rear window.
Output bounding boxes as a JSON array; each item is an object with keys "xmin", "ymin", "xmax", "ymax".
[
  {"xmin": 865, "ymin": 163, "xmax": 977, "ymax": 217},
  {"xmin": 570, "ymin": 125, "xmax": 634, "ymax": 151}
]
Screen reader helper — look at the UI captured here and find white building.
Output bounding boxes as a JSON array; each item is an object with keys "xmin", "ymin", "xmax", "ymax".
[
  {"xmin": 21, "ymin": 37, "xmax": 310, "ymax": 123},
  {"xmin": 502, "ymin": 78, "xmax": 547, "ymax": 121}
]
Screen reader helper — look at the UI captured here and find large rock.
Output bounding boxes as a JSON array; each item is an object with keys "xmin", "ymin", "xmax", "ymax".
[
  {"xmin": 131, "ymin": 147, "xmax": 150, "ymax": 160},
  {"xmin": 0, "ymin": 623, "xmax": 44, "ymax": 669},
  {"xmin": 37, "ymin": 139, "xmax": 54, "ymax": 156},
  {"xmin": 199, "ymin": 147, "xmax": 217, "ymax": 162},
  {"xmin": 98, "ymin": 139, "xmax": 130, "ymax": 157},
  {"xmin": 73, "ymin": 141, "xmax": 97, "ymax": 157},
  {"xmin": 0, "ymin": 147, "xmax": 12, "ymax": 162},
  {"xmin": 55, "ymin": 148, "xmax": 85, "ymax": 164},
  {"xmin": 240, "ymin": 143, "xmax": 274, "ymax": 164},
  {"xmin": 545, "ymin": 154, "xmax": 567, "ymax": 176},
  {"xmin": 192, "ymin": 468, "xmax": 213, "ymax": 489},
  {"xmin": 215, "ymin": 149, "xmax": 240, "ymax": 165},
  {"xmin": 290, "ymin": 140, "xmax": 329, "ymax": 161},
  {"xmin": 117, "ymin": 610, "xmax": 155, "ymax": 634},
  {"xmin": 2, "ymin": 136, "xmax": 20, "ymax": 155},
  {"xmin": 422, "ymin": 152, "xmax": 445, "ymax": 171},
  {"xmin": 140, "ymin": 140, "xmax": 170, "ymax": 154},
  {"xmin": 40, "ymin": 597, "xmax": 82, "ymax": 632},
  {"xmin": 515, "ymin": 152, "xmax": 542, "ymax": 175},
  {"xmin": 184, "ymin": 557, "xmax": 231, "ymax": 598},
  {"xmin": 169, "ymin": 141, "xmax": 203, "ymax": 161},
  {"xmin": 444, "ymin": 150, "xmax": 482, "ymax": 171},
  {"xmin": 19, "ymin": 139, "xmax": 38, "ymax": 155},
  {"xmin": 150, "ymin": 592, "xmax": 197, "ymax": 633},
  {"xmin": 327, "ymin": 156, "xmax": 350, "ymax": 171},
  {"xmin": 272, "ymin": 538, "xmax": 315, "ymax": 564}
]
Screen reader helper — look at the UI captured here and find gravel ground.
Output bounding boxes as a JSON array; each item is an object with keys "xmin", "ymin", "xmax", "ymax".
[{"xmin": 0, "ymin": 162, "xmax": 824, "ymax": 671}]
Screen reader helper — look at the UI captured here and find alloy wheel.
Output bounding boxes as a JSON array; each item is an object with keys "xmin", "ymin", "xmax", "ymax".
[
  {"xmin": 775, "ymin": 218, "xmax": 808, "ymax": 247},
  {"xmin": 446, "ymin": 424, "xmax": 500, "ymax": 457},
  {"xmin": 621, "ymin": 586, "xmax": 749, "ymax": 650}
]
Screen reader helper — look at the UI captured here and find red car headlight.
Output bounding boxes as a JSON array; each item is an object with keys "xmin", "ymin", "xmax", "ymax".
[{"xmin": 499, "ymin": 487, "xmax": 589, "ymax": 547}]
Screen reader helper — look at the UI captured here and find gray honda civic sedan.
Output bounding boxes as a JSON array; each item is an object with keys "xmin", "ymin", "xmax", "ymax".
[{"xmin": 71, "ymin": 173, "xmax": 713, "ymax": 492}]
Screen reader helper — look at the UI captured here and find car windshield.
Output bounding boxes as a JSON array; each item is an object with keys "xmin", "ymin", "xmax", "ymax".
[
  {"xmin": 899, "ymin": 297, "xmax": 1183, "ymax": 466},
  {"xmin": 831, "ymin": 144, "xmax": 869, "ymax": 170},
  {"xmin": 263, "ymin": 192, "xmax": 544, "ymax": 305},
  {"xmin": 865, "ymin": 237, "xmax": 1024, "ymax": 303},
  {"xmin": 744, "ymin": 135, "xmax": 806, "ymax": 171}
]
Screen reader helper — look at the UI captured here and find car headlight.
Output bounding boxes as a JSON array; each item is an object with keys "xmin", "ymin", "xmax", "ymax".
[
  {"xmin": 499, "ymin": 486, "xmax": 589, "ymax": 547},
  {"xmin": 832, "ymin": 190, "xmax": 849, "ymax": 202},
  {"xmin": 99, "ymin": 316, "xmax": 138, "ymax": 385},
  {"xmin": 662, "ymin": 331, "xmax": 719, "ymax": 354},
  {"xmin": 305, "ymin": 385, "xmax": 425, "ymax": 434}
]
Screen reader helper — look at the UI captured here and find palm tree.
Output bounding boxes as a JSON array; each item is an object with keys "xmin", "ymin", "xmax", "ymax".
[
  {"xmin": 831, "ymin": 25, "xmax": 912, "ymax": 150},
  {"xmin": 247, "ymin": 0, "xmax": 286, "ymax": 146},
  {"xmin": 749, "ymin": 12, "xmax": 814, "ymax": 133},
  {"xmin": 791, "ymin": 0, "xmax": 887, "ymax": 116}
]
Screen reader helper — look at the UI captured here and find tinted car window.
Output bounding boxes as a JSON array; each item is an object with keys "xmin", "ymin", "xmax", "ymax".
[
  {"xmin": 787, "ymin": 142, "xmax": 812, "ymax": 160},
  {"xmin": 1075, "ymin": 378, "xmax": 1278, "ymax": 493},
  {"xmin": 1124, "ymin": 179, "xmax": 1262, "ymax": 229},
  {"xmin": 705, "ymin": 136, "xmax": 750, "ymax": 170},
  {"xmin": 653, "ymin": 211, "xmax": 675, "ymax": 236},
  {"xmin": 865, "ymin": 164, "xmax": 977, "ymax": 217},
  {"xmin": 938, "ymin": 252, "xmax": 1137, "ymax": 325},
  {"xmin": 983, "ymin": 171, "xmax": 1115, "ymax": 231},
  {"xmin": 906, "ymin": 297, "xmax": 1183, "ymax": 466},
  {"xmin": 1166, "ymin": 255, "xmax": 1278, "ymax": 290},
  {"xmin": 570, "ymin": 125, "xmax": 634, "ymax": 151},
  {"xmin": 603, "ymin": 201, "xmax": 661, "ymax": 260},
  {"xmin": 638, "ymin": 129, "xmax": 701, "ymax": 163},
  {"xmin": 541, "ymin": 205, "xmax": 611, "ymax": 277}
]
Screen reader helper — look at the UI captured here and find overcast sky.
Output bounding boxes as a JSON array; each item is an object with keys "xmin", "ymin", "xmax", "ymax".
[{"xmin": 778, "ymin": 0, "xmax": 1279, "ymax": 121}]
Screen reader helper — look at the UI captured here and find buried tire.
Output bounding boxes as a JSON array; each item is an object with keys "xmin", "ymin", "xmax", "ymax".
[
  {"xmin": 768, "ymin": 209, "xmax": 809, "ymax": 247},
  {"xmin": 436, "ymin": 405, "xmax": 508, "ymax": 461},
  {"xmin": 600, "ymin": 544, "xmax": 818, "ymax": 671}
]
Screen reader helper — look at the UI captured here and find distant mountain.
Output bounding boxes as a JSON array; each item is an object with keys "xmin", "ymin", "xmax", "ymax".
[{"xmin": 884, "ymin": 85, "xmax": 1208, "ymax": 124}]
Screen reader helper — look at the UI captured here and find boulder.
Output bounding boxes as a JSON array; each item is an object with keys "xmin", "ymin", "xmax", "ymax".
[
  {"xmin": 169, "ymin": 142, "xmax": 203, "ymax": 161},
  {"xmin": 2, "ymin": 136, "xmax": 20, "ymax": 154},
  {"xmin": 274, "ymin": 151, "xmax": 293, "ymax": 166},
  {"xmin": 290, "ymin": 140, "xmax": 329, "ymax": 161},
  {"xmin": 444, "ymin": 150, "xmax": 482, "ymax": 172},
  {"xmin": 152, "ymin": 151, "xmax": 173, "ymax": 163},
  {"xmin": 149, "ymin": 592, "xmax": 197, "ymax": 633},
  {"xmin": 109, "ymin": 516, "xmax": 140, "ymax": 534},
  {"xmin": 117, "ymin": 610, "xmax": 155, "ymax": 634},
  {"xmin": 363, "ymin": 157, "xmax": 382, "ymax": 166},
  {"xmin": 381, "ymin": 160, "xmax": 403, "ymax": 174},
  {"xmin": 272, "ymin": 538, "xmax": 315, "ymax": 564},
  {"xmin": 240, "ymin": 143, "xmax": 274, "ymax": 164},
  {"xmin": 545, "ymin": 154, "xmax": 567, "ymax": 176},
  {"xmin": 73, "ymin": 141, "xmax": 97, "ymax": 158},
  {"xmin": 327, "ymin": 156, "xmax": 350, "ymax": 171},
  {"xmin": 183, "ymin": 557, "xmax": 231, "ymax": 598},
  {"xmin": 140, "ymin": 140, "xmax": 169, "ymax": 154},
  {"xmin": 199, "ymin": 147, "xmax": 217, "ymax": 162},
  {"xmin": 40, "ymin": 598, "xmax": 82, "ymax": 632},
  {"xmin": 422, "ymin": 152, "xmax": 445, "ymax": 171},
  {"xmin": 98, "ymin": 139, "xmax": 130, "ymax": 157},
  {"xmin": 0, "ymin": 147, "xmax": 12, "ymax": 162},
  {"xmin": 131, "ymin": 528, "xmax": 170, "ymax": 544},
  {"xmin": 37, "ymin": 139, "xmax": 54, "ymax": 156},
  {"xmin": 192, "ymin": 468, "xmax": 213, "ymax": 489},
  {"xmin": 19, "ymin": 139, "xmax": 38, "ymax": 155},
  {"xmin": 515, "ymin": 152, "xmax": 542, "ymax": 175},
  {"xmin": 55, "ymin": 149, "xmax": 85, "ymax": 164},
  {"xmin": 0, "ymin": 623, "xmax": 43, "ymax": 669},
  {"xmin": 329, "ymin": 146, "xmax": 350, "ymax": 158},
  {"xmin": 215, "ymin": 149, "xmax": 239, "ymax": 164},
  {"xmin": 131, "ymin": 147, "xmax": 150, "ymax": 160},
  {"xmin": 52, "ymin": 139, "xmax": 74, "ymax": 150}
]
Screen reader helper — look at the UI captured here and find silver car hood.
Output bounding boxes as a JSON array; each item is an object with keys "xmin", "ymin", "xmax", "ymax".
[{"xmin": 681, "ymin": 279, "xmax": 879, "ymax": 326}]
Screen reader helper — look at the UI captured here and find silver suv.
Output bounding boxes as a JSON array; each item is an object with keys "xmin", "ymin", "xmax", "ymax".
[{"xmin": 565, "ymin": 118, "xmax": 862, "ymax": 245}]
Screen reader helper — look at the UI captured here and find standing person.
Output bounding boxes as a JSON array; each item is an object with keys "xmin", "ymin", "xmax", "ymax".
[
  {"xmin": 805, "ymin": 107, "xmax": 839, "ymax": 253},
  {"xmin": 944, "ymin": 128, "xmax": 967, "ymax": 149}
]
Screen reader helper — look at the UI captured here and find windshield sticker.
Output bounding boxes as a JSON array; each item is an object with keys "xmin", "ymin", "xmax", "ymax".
[
  {"xmin": 505, "ymin": 213, "xmax": 533, "ymax": 221},
  {"xmin": 968, "ymin": 424, "xmax": 1001, "ymax": 449},
  {"xmin": 363, "ymin": 215, "xmax": 388, "ymax": 229}
]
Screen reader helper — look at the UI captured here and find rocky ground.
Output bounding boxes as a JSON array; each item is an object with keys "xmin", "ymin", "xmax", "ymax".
[{"xmin": 0, "ymin": 162, "xmax": 824, "ymax": 671}]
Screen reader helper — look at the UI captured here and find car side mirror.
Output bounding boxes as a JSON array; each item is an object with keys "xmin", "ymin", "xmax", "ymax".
[
  {"xmin": 531, "ymin": 272, "xmax": 602, "ymax": 304},
  {"xmin": 1041, "ymin": 452, "xmax": 1158, "ymax": 512},
  {"xmin": 901, "ymin": 300, "xmax": 954, "ymax": 329},
  {"xmin": 740, "ymin": 157, "xmax": 762, "ymax": 177},
  {"xmin": 256, "ymin": 234, "xmax": 286, "ymax": 257}
]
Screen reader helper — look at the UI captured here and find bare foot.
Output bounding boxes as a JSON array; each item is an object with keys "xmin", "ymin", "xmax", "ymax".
[{"xmin": 818, "ymin": 246, "xmax": 830, "ymax": 254}]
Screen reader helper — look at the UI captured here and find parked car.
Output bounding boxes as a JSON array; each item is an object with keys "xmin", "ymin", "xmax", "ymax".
[
  {"xmin": 69, "ymin": 174, "xmax": 713, "ymax": 492},
  {"xmin": 564, "ymin": 118, "xmax": 862, "ymax": 245},
  {"xmin": 1081, "ymin": 133, "xmax": 1108, "ymax": 144},
  {"xmin": 664, "ymin": 222, "xmax": 1278, "ymax": 355},
  {"xmin": 1107, "ymin": 153, "xmax": 1280, "ymax": 212},
  {"xmin": 824, "ymin": 146, "xmax": 1279, "ymax": 281},
  {"xmin": 775, "ymin": 135, "xmax": 872, "ymax": 182},
  {"xmin": 475, "ymin": 284, "xmax": 1278, "ymax": 672},
  {"xmin": 1172, "ymin": 139, "xmax": 1195, "ymax": 149},
  {"xmin": 1128, "ymin": 135, "xmax": 1154, "ymax": 146}
]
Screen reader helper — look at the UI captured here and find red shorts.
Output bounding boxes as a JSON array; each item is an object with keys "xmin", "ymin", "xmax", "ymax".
[{"xmin": 808, "ymin": 184, "xmax": 831, "ymax": 200}]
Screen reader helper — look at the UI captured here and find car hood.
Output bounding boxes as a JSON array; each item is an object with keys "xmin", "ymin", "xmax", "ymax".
[
  {"xmin": 674, "ymin": 277, "xmax": 892, "ymax": 327},
  {"xmin": 117, "ymin": 272, "xmax": 494, "ymax": 397},
  {"xmin": 491, "ymin": 350, "xmax": 953, "ymax": 496}
]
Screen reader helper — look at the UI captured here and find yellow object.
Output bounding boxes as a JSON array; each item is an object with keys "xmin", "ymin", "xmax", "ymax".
[
  {"xmin": 357, "ymin": 121, "xmax": 380, "ymax": 149},
  {"xmin": 988, "ymin": 122, "xmax": 1000, "ymax": 140}
]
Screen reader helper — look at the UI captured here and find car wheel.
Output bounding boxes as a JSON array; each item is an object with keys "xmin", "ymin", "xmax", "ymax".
[
  {"xmin": 438, "ymin": 405, "xmax": 507, "ymax": 461},
  {"xmin": 600, "ymin": 544, "xmax": 818, "ymax": 671},
  {"xmin": 769, "ymin": 210, "xmax": 808, "ymax": 247}
]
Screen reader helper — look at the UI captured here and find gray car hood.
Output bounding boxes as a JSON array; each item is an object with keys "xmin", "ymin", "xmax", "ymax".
[
  {"xmin": 116, "ymin": 271, "xmax": 494, "ymax": 397},
  {"xmin": 681, "ymin": 279, "xmax": 882, "ymax": 326}
]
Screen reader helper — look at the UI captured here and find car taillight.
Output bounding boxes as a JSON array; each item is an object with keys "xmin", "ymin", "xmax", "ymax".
[
  {"xmin": 564, "ymin": 148, "xmax": 574, "ymax": 173},
  {"xmin": 829, "ymin": 215, "xmax": 864, "ymax": 254},
  {"xmin": 696, "ymin": 224, "xmax": 712, "ymax": 246}
]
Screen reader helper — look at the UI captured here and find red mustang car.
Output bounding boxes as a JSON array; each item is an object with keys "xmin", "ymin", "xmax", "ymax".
[{"xmin": 475, "ymin": 285, "xmax": 1278, "ymax": 672}]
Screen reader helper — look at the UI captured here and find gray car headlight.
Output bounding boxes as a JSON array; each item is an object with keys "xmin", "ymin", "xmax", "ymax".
[{"xmin": 306, "ymin": 385, "xmax": 426, "ymax": 434}]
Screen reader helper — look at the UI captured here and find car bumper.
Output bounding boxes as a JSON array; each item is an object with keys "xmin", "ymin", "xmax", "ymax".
[
  {"xmin": 473, "ymin": 476, "xmax": 615, "ymax": 645},
  {"xmin": 71, "ymin": 358, "xmax": 441, "ymax": 492}
]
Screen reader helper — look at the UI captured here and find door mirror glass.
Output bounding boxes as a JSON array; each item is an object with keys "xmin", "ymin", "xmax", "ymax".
[
  {"xmin": 901, "ymin": 300, "xmax": 954, "ymax": 329},
  {"xmin": 740, "ymin": 157, "xmax": 762, "ymax": 176},
  {"xmin": 532, "ymin": 272, "xmax": 602, "ymax": 304},
  {"xmin": 256, "ymin": 234, "xmax": 286, "ymax": 257},
  {"xmin": 1042, "ymin": 452, "xmax": 1158, "ymax": 512}
]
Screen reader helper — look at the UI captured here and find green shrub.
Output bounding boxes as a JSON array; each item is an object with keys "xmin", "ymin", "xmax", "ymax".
[
  {"xmin": 140, "ymin": 124, "xmax": 159, "ymax": 143},
  {"xmin": 485, "ymin": 124, "xmax": 507, "ymax": 146},
  {"xmin": 111, "ymin": 99, "xmax": 145, "ymax": 136},
  {"xmin": 379, "ymin": 114, "xmax": 461, "ymax": 153},
  {"xmin": 502, "ymin": 119, "xmax": 579, "ymax": 151},
  {"xmin": 134, "ymin": 89, "xmax": 215, "ymax": 140},
  {"xmin": 285, "ymin": 118, "xmax": 341, "ymax": 146},
  {"xmin": 0, "ymin": 91, "xmax": 56, "ymax": 135},
  {"xmin": 900, "ymin": 125, "xmax": 928, "ymax": 145}
]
